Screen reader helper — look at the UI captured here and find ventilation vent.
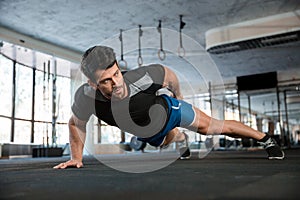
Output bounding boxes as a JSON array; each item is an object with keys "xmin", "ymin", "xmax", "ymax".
[{"xmin": 206, "ymin": 10, "xmax": 300, "ymax": 54}]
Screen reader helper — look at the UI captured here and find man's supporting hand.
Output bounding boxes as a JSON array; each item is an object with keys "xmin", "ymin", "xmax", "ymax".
[{"xmin": 53, "ymin": 159, "xmax": 83, "ymax": 169}]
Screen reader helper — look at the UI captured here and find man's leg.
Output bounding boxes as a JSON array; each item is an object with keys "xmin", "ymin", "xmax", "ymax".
[
  {"xmin": 190, "ymin": 106, "xmax": 284, "ymax": 159},
  {"xmin": 191, "ymin": 106, "xmax": 265, "ymax": 139}
]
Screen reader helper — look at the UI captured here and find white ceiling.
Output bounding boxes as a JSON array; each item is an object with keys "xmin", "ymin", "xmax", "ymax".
[
  {"xmin": 0, "ymin": 0, "xmax": 299, "ymax": 76},
  {"xmin": 0, "ymin": 0, "xmax": 300, "ymax": 123}
]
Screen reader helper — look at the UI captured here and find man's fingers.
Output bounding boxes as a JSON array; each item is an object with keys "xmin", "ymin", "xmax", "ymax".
[
  {"xmin": 53, "ymin": 161, "xmax": 83, "ymax": 169},
  {"xmin": 61, "ymin": 162, "xmax": 68, "ymax": 169},
  {"xmin": 53, "ymin": 163, "xmax": 62, "ymax": 169},
  {"xmin": 53, "ymin": 162, "xmax": 67, "ymax": 169}
]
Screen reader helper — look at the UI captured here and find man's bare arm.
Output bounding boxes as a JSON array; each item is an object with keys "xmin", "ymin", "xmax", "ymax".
[
  {"xmin": 162, "ymin": 66, "xmax": 183, "ymax": 99},
  {"xmin": 53, "ymin": 115, "xmax": 87, "ymax": 169}
]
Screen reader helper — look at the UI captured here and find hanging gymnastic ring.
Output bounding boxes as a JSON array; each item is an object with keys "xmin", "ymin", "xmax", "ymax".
[
  {"xmin": 137, "ymin": 56, "xmax": 143, "ymax": 66},
  {"xmin": 158, "ymin": 49, "xmax": 166, "ymax": 61},
  {"xmin": 118, "ymin": 59, "xmax": 128, "ymax": 69},
  {"xmin": 177, "ymin": 46, "xmax": 186, "ymax": 58}
]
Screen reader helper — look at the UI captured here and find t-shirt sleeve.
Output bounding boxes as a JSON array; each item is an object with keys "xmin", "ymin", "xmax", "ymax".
[
  {"xmin": 71, "ymin": 84, "xmax": 94, "ymax": 121},
  {"xmin": 143, "ymin": 64, "xmax": 165, "ymax": 92},
  {"xmin": 144, "ymin": 64, "xmax": 165, "ymax": 86}
]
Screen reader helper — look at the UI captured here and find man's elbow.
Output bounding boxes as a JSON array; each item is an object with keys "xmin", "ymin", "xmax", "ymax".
[{"xmin": 68, "ymin": 115, "xmax": 86, "ymax": 132}]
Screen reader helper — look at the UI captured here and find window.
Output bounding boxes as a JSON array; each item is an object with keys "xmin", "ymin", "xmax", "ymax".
[
  {"xmin": 15, "ymin": 63, "xmax": 33, "ymax": 120},
  {"xmin": 0, "ymin": 41, "xmax": 73, "ymax": 145},
  {"xmin": 14, "ymin": 120, "xmax": 31, "ymax": 144},
  {"xmin": 0, "ymin": 54, "xmax": 13, "ymax": 142},
  {"xmin": 100, "ymin": 123, "xmax": 122, "ymax": 144},
  {"xmin": 34, "ymin": 69, "xmax": 51, "ymax": 122},
  {"xmin": 0, "ymin": 55, "xmax": 13, "ymax": 116},
  {"xmin": 0, "ymin": 117, "xmax": 11, "ymax": 143},
  {"xmin": 34, "ymin": 122, "xmax": 47, "ymax": 145},
  {"xmin": 56, "ymin": 76, "xmax": 71, "ymax": 123}
]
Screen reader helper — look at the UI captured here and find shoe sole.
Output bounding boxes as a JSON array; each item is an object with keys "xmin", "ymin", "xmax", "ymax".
[
  {"xmin": 180, "ymin": 155, "xmax": 191, "ymax": 160},
  {"xmin": 268, "ymin": 151, "xmax": 285, "ymax": 160},
  {"xmin": 179, "ymin": 146, "xmax": 191, "ymax": 160}
]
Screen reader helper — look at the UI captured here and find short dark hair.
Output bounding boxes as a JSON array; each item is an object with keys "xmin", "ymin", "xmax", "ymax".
[{"xmin": 80, "ymin": 46, "xmax": 116, "ymax": 83}]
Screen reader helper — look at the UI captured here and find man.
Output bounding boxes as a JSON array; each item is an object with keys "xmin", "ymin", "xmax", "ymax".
[{"xmin": 54, "ymin": 46, "xmax": 284, "ymax": 169}]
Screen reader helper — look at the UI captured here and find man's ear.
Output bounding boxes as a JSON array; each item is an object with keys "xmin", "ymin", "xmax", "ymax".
[{"xmin": 87, "ymin": 79, "xmax": 97, "ymax": 90}]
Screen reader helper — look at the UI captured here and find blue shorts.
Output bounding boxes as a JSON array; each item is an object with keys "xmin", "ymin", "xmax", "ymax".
[{"xmin": 138, "ymin": 95, "xmax": 195, "ymax": 147}]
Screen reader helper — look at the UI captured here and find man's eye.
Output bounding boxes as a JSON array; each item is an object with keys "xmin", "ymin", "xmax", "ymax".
[{"xmin": 100, "ymin": 80, "xmax": 109, "ymax": 85}]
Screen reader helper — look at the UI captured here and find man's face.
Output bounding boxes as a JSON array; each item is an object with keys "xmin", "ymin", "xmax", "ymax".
[{"xmin": 94, "ymin": 63, "xmax": 127, "ymax": 100}]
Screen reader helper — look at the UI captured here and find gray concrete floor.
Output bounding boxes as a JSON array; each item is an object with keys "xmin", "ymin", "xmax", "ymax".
[{"xmin": 1, "ymin": 148, "xmax": 299, "ymax": 200}]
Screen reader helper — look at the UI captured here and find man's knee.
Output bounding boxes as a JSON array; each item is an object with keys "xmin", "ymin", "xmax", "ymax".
[{"xmin": 198, "ymin": 119, "xmax": 226, "ymax": 135}]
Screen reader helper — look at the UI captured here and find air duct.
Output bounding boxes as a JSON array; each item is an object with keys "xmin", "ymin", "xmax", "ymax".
[{"xmin": 205, "ymin": 10, "xmax": 300, "ymax": 54}]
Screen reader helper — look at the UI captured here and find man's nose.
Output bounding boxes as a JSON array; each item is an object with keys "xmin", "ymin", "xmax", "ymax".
[{"xmin": 111, "ymin": 77, "xmax": 118, "ymax": 86}]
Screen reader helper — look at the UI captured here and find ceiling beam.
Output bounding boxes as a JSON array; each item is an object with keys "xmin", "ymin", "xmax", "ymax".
[{"xmin": 0, "ymin": 26, "xmax": 82, "ymax": 63}]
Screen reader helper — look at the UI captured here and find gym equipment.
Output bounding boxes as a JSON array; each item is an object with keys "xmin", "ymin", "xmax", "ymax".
[
  {"xmin": 42, "ymin": 61, "xmax": 50, "ymax": 147},
  {"xmin": 118, "ymin": 29, "xmax": 128, "ymax": 69},
  {"xmin": 157, "ymin": 20, "xmax": 166, "ymax": 61},
  {"xmin": 130, "ymin": 136, "xmax": 146, "ymax": 151},
  {"xmin": 204, "ymin": 137, "xmax": 214, "ymax": 149},
  {"xmin": 52, "ymin": 59, "xmax": 58, "ymax": 146},
  {"xmin": 119, "ymin": 142, "xmax": 132, "ymax": 151},
  {"xmin": 178, "ymin": 15, "xmax": 186, "ymax": 57},
  {"xmin": 137, "ymin": 25, "xmax": 143, "ymax": 66},
  {"xmin": 32, "ymin": 147, "xmax": 63, "ymax": 157},
  {"xmin": 32, "ymin": 143, "xmax": 69, "ymax": 157}
]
